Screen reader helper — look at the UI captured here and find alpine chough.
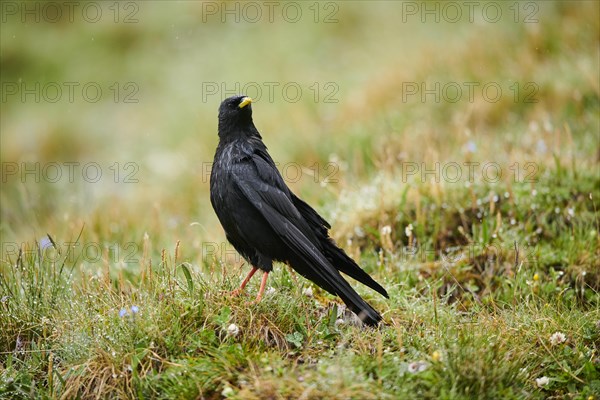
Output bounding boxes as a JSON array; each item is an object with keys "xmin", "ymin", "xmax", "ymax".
[{"xmin": 210, "ymin": 95, "xmax": 388, "ymax": 326}]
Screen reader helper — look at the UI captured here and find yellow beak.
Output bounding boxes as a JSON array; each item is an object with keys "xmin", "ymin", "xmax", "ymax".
[{"xmin": 238, "ymin": 97, "xmax": 252, "ymax": 108}]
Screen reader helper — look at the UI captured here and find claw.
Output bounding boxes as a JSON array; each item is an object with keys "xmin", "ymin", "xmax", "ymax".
[
  {"xmin": 230, "ymin": 266, "xmax": 259, "ymax": 296},
  {"xmin": 253, "ymin": 271, "xmax": 269, "ymax": 303},
  {"xmin": 228, "ymin": 267, "xmax": 269, "ymax": 305}
]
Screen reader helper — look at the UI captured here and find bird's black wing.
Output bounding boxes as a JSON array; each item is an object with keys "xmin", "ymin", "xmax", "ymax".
[
  {"xmin": 249, "ymin": 147, "xmax": 387, "ymax": 298},
  {"xmin": 291, "ymin": 194, "xmax": 389, "ymax": 298},
  {"xmin": 230, "ymin": 153, "xmax": 383, "ymax": 324},
  {"xmin": 230, "ymin": 152, "xmax": 326, "ymax": 263}
]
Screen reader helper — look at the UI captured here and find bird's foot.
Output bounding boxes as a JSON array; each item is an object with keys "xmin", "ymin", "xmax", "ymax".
[
  {"xmin": 245, "ymin": 296, "xmax": 262, "ymax": 306},
  {"xmin": 245, "ymin": 272, "xmax": 268, "ymax": 305}
]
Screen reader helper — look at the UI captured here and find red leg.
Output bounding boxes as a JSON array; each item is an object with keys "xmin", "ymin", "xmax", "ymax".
[
  {"xmin": 248, "ymin": 271, "xmax": 269, "ymax": 305},
  {"xmin": 231, "ymin": 266, "xmax": 258, "ymax": 296}
]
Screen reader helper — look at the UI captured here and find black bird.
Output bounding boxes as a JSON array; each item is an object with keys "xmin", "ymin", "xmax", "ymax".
[{"xmin": 210, "ymin": 95, "xmax": 388, "ymax": 326}]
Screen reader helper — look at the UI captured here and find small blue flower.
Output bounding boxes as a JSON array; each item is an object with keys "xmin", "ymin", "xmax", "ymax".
[
  {"xmin": 119, "ymin": 308, "xmax": 128, "ymax": 318},
  {"xmin": 39, "ymin": 236, "xmax": 52, "ymax": 250},
  {"xmin": 131, "ymin": 305, "xmax": 139, "ymax": 314},
  {"xmin": 536, "ymin": 139, "xmax": 547, "ymax": 154},
  {"xmin": 464, "ymin": 140, "xmax": 477, "ymax": 153}
]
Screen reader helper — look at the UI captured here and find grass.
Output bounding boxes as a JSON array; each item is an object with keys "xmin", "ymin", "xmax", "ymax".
[{"xmin": 1, "ymin": 1, "xmax": 599, "ymax": 399}]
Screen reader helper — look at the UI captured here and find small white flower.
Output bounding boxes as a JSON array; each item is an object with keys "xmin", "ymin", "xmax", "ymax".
[
  {"xmin": 529, "ymin": 121, "xmax": 539, "ymax": 132},
  {"xmin": 221, "ymin": 385, "xmax": 234, "ymax": 397},
  {"xmin": 354, "ymin": 226, "xmax": 365, "ymax": 238},
  {"xmin": 265, "ymin": 287, "xmax": 276, "ymax": 296},
  {"xmin": 407, "ymin": 361, "xmax": 428, "ymax": 373},
  {"xmin": 302, "ymin": 287, "xmax": 313, "ymax": 297},
  {"xmin": 549, "ymin": 332, "xmax": 566, "ymax": 346},
  {"xmin": 226, "ymin": 323, "xmax": 240, "ymax": 337},
  {"xmin": 535, "ymin": 376, "xmax": 549, "ymax": 387},
  {"xmin": 405, "ymin": 224, "xmax": 414, "ymax": 237},
  {"xmin": 381, "ymin": 225, "xmax": 392, "ymax": 235}
]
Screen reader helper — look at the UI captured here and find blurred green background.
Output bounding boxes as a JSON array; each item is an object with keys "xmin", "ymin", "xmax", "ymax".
[
  {"xmin": 1, "ymin": 1, "xmax": 598, "ymax": 260},
  {"xmin": 1, "ymin": 2, "xmax": 599, "ymax": 398}
]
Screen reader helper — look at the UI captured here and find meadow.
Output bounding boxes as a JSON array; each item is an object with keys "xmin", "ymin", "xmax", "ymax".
[{"xmin": 1, "ymin": 1, "xmax": 599, "ymax": 399}]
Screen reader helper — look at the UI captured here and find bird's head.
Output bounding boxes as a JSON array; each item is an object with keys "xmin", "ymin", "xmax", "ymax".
[{"xmin": 218, "ymin": 95, "xmax": 254, "ymax": 133}]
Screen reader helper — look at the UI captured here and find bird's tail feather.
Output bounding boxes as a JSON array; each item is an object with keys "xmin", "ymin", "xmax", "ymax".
[
  {"xmin": 335, "ymin": 281, "xmax": 383, "ymax": 326},
  {"xmin": 324, "ymin": 241, "xmax": 389, "ymax": 299},
  {"xmin": 291, "ymin": 194, "xmax": 388, "ymax": 299},
  {"xmin": 291, "ymin": 255, "xmax": 383, "ymax": 326},
  {"xmin": 263, "ymin": 206, "xmax": 384, "ymax": 326}
]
